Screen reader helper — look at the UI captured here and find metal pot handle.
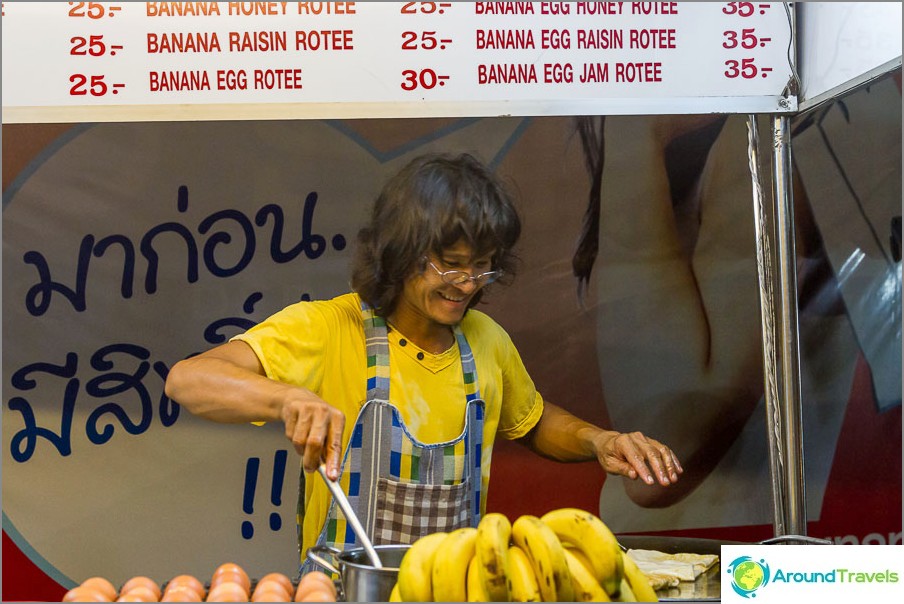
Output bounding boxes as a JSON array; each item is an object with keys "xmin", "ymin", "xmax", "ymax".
[
  {"xmin": 306, "ymin": 544, "xmax": 342, "ymax": 575},
  {"xmin": 759, "ymin": 535, "xmax": 833, "ymax": 545}
]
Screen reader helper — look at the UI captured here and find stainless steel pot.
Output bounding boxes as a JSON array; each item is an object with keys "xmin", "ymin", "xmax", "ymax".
[{"xmin": 307, "ymin": 544, "xmax": 410, "ymax": 602}]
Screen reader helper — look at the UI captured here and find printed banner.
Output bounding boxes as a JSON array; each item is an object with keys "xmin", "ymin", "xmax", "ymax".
[{"xmin": 3, "ymin": 78, "xmax": 900, "ymax": 599}]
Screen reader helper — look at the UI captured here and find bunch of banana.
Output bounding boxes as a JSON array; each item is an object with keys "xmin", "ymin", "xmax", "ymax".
[
  {"xmin": 540, "ymin": 508, "xmax": 657, "ymax": 602},
  {"xmin": 540, "ymin": 508, "xmax": 623, "ymax": 596},
  {"xmin": 397, "ymin": 531, "xmax": 448, "ymax": 602},
  {"xmin": 393, "ymin": 527, "xmax": 478, "ymax": 602},
  {"xmin": 475, "ymin": 513, "xmax": 512, "ymax": 601},
  {"xmin": 432, "ymin": 527, "xmax": 479, "ymax": 602},
  {"xmin": 467, "ymin": 554, "xmax": 492, "ymax": 601},
  {"xmin": 390, "ymin": 508, "xmax": 658, "ymax": 602},
  {"xmin": 507, "ymin": 544, "xmax": 541, "ymax": 602},
  {"xmin": 563, "ymin": 547, "xmax": 609, "ymax": 602},
  {"xmin": 512, "ymin": 515, "xmax": 574, "ymax": 602}
]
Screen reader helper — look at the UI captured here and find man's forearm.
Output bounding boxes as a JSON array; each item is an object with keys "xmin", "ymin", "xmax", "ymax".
[{"xmin": 520, "ymin": 402, "xmax": 617, "ymax": 462}]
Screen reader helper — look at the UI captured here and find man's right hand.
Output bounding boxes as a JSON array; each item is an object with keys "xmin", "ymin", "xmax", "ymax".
[{"xmin": 278, "ymin": 391, "xmax": 345, "ymax": 479}]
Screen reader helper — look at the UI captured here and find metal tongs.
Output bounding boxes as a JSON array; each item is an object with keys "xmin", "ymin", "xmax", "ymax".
[{"xmin": 316, "ymin": 464, "xmax": 383, "ymax": 569}]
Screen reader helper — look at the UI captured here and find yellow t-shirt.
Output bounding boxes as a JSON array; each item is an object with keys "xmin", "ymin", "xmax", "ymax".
[{"xmin": 232, "ymin": 292, "xmax": 544, "ymax": 557}]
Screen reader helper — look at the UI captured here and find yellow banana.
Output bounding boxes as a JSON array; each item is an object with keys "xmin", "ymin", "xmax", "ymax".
[
  {"xmin": 432, "ymin": 527, "xmax": 479, "ymax": 603},
  {"xmin": 389, "ymin": 582, "xmax": 403, "ymax": 602},
  {"xmin": 540, "ymin": 508, "xmax": 623, "ymax": 596},
  {"xmin": 468, "ymin": 554, "xmax": 492, "ymax": 602},
  {"xmin": 506, "ymin": 546, "xmax": 541, "ymax": 602},
  {"xmin": 398, "ymin": 531, "xmax": 448, "ymax": 602},
  {"xmin": 564, "ymin": 547, "xmax": 611, "ymax": 602},
  {"xmin": 511, "ymin": 515, "xmax": 573, "ymax": 602},
  {"xmin": 476, "ymin": 512, "xmax": 512, "ymax": 601},
  {"xmin": 565, "ymin": 545, "xmax": 596, "ymax": 577},
  {"xmin": 613, "ymin": 578, "xmax": 636, "ymax": 602},
  {"xmin": 619, "ymin": 552, "xmax": 658, "ymax": 602}
]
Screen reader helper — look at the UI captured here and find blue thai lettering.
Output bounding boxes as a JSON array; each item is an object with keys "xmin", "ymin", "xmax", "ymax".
[
  {"xmin": 7, "ymin": 353, "xmax": 79, "ymax": 461},
  {"xmin": 6, "ymin": 347, "xmax": 178, "ymax": 462},
  {"xmin": 23, "ymin": 237, "xmax": 93, "ymax": 316},
  {"xmin": 204, "ymin": 293, "xmax": 263, "ymax": 344},
  {"xmin": 84, "ymin": 344, "xmax": 154, "ymax": 444},
  {"xmin": 255, "ymin": 191, "xmax": 326, "ymax": 262},
  {"xmin": 19, "ymin": 185, "xmax": 345, "ymax": 316},
  {"xmin": 92, "ymin": 233, "xmax": 137, "ymax": 299},
  {"xmin": 140, "ymin": 221, "xmax": 200, "ymax": 294},
  {"xmin": 198, "ymin": 209, "xmax": 256, "ymax": 277}
]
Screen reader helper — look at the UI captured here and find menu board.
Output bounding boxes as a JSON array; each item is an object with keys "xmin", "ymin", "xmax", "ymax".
[{"xmin": 1, "ymin": 1, "xmax": 797, "ymax": 122}]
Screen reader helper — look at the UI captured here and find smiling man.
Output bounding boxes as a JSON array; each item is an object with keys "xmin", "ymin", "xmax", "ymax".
[{"xmin": 164, "ymin": 152, "xmax": 683, "ymax": 572}]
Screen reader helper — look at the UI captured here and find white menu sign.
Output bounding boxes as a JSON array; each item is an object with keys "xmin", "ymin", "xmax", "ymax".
[{"xmin": 1, "ymin": 1, "xmax": 797, "ymax": 122}]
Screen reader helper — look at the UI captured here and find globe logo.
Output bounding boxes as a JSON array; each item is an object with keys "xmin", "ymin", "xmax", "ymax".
[{"xmin": 727, "ymin": 556, "xmax": 771, "ymax": 598}]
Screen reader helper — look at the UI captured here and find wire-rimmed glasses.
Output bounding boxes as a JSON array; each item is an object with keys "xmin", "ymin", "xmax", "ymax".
[{"xmin": 426, "ymin": 260, "xmax": 502, "ymax": 286}]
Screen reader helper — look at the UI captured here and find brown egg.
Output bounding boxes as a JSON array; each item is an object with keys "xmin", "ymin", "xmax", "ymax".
[
  {"xmin": 294, "ymin": 572, "xmax": 336, "ymax": 602},
  {"xmin": 165, "ymin": 575, "xmax": 206, "ymax": 600},
  {"xmin": 80, "ymin": 577, "xmax": 118, "ymax": 601},
  {"xmin": 211, "ymin": 571, "xmax": 251, "ymax": 595},
  {"xmin": 251, "ymin": 585, "xmax": 291, "ymax": 602},
  {"xmin": 256, "ymin": 573, "xmax": 294, "ymax": 597},
  {"xmin": 211, "ymin": 564, "xmax": 251, "ymax": 594},
  {"xmin": 298, "ymin": 589, "xmax": 336, "ymax": 603},
  {"xmin": 118, "ymin": 585, "xmax": 159, "ymax": 602},
  {"xmin": 64, "ymin": 586, "xmax": 112, "ymax": 602},
  {"xmin": 206, "ymin": 581, "xmax": 249, "ymax": 602},
  {"xmin": 252, "ymin": 582, "xmax": 291, "ymax": 602},
  {"xmin": 120, "ymin": 577, "xmax": 161, "ymax": 601},
  {"xmin": 212, "ymin": 563, "xmax": 249, "ymax": 582},
  {"xmin": 160, "ymin": 586, "xmax": 202, "ymax": 602}
]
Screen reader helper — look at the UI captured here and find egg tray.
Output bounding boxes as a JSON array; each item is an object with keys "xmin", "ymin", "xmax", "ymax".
[
  {"xmin": 157, "ymin": 575, "xmax": 341, "ymax": 599},
  {"xmin": 160, "ymin": 578, "xmax": 339, "ymax": 592}
]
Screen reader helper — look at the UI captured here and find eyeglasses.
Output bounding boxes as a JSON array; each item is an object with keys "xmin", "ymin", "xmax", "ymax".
[{"xmin": 427, "ymin": 260, "xmax": 503, "ymax": 286}]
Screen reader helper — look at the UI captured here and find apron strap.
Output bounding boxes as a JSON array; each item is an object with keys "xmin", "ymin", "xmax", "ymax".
[
  {"xmin": 453, "ymin": 325, "xmax": 482, "ymax": 402},
  {"xmin": 361, "ymin": 303, "xmax": 390, "ymax": 403}
]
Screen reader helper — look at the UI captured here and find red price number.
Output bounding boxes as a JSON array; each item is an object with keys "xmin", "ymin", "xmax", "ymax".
[
  {"xmin": 724, "ymin": 58, "xmax": 773, "ymax": 79},
  {"xmin": 71, "ymin": 35, "xmax": 103, "ymax": 56},
  {"xmin": 401, "ymin": 2, "xmax": 453, "ymax": 15},
  {"xmin": 723, "ymin": 29, "xmax": 771, "ymax": 49},
  {"xmin": 71, "ymin": 35, "xmax": 123, "ymax": 56},
  {"xmin": 68, "ymin": 2, "xmax": 121, "ymax": 18},
  {"xmin": 401, "ymin": 68, "xmax": 449, "ymax": 91},
  {"xmin": 722, "ymin": 2, "xmax": 772, "ymax": 17},
  {"xmin": 401, "ymin": 31, "xmax": 452, "ymax": 50},
  {"xmin": 69, "ymin": 74, "xmax": 125, "ymax": 96}
]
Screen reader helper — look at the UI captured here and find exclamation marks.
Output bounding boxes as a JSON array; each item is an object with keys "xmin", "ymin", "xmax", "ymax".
[
  {"xmin": 270, "ymin": 449, "xmax": 287, "ymax": 531},
  {"xmin": 241, "ymin": 458, "xmax": 260, "ymax": 539},
  {"xmin": 241, "ymin": 450, "xmax": 288, "ymax": 540}
]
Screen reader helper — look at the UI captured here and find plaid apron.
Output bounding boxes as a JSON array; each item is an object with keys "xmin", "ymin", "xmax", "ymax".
[{"xmin": 301, "ymin": 303, "xmax": 485, "ymax": 571}]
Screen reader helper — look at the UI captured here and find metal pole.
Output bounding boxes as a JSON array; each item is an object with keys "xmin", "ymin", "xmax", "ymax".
[
  {"xmin": 771, "ymin": 115, "xmax": 807, "ymax": 536},
  {"xmin": 746, "ymin": 114, "xmax": 807, "ymax": 538},
  {"xmin": 747, "ymin": 114, "xmax": 786, "ymax": 536}
]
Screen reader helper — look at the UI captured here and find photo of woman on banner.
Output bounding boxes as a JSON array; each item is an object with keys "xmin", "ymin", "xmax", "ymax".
[
  {"xmin": 164, "ymin": 152, "xmax": 684, "ymax": 565},
  {"xmin": 573, "ymin": 75, "xmax": 900, "ymax": 533}
]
